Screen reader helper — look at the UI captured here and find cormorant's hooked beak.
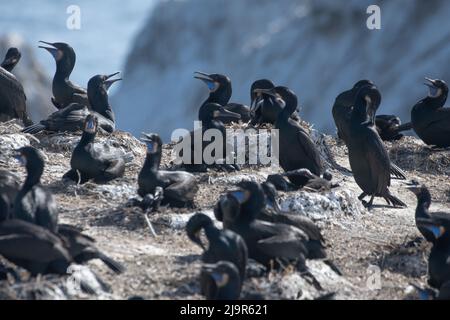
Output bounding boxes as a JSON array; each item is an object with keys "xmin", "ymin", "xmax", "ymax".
[
  {"xmin": 250, "ymin": 95, "xmax": 264, "ymax": 112},
  {"xmin": 104, "ymin": 72, "xmax": 122, "ymax": 90},
  {"xmin": 141, "ymin": 133, "xmax": 160, "ymax": 154},
  {"xmin": 213, "ymin": 107, "xmax": 241, "ymax": 121},
  {"xmin": 38, "ymin": 41, "xmax": 63, "ymax": 61},
  {"xmin": 194, "ymin": 71, "xmax": 219, "ymax": 92},
  {"xmin": 424, "ymin": 77, "xmax": 441, "ymax": 98}
]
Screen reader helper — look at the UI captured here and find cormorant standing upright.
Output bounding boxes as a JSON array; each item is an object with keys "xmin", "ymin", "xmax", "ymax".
[
  {"xmin": 39, "ymin": 41, "xmax": 89, "ymax": 108},
  {"xmin": 13, "ymin": 147, "xmax": 58, "ymax": 232},
  {"xmin": 22, "ymin": 73, "xmax": 120, "ymax": 134},
  {"xmin": 411, "ymin": 78, "xmax": 450, "ymax": 148},
  {"xmin": 347, "ymin": 85, "xmax": 406, "ymax": 208},
  {"xmin": 138, "ymin": 133, "xmax": 198, "ymax": 208},
  {"xmin": 254, "ymin": 86, "xmax": 322, "ymax": 187},
  {"xmin": 0, "ymin": 47, "xmax": 32, "ymax": 125},
  {"xmin": 332, "ymin": 80, "xmax": 408, "ymax": 179},
  {"xmin": 194, "ymin": 72, "xmax": 251, "ymax": 123}
]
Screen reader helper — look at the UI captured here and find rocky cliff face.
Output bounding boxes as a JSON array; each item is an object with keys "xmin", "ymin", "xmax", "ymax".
[
  {"xmin": 113, "ymin": 0, "xmax": 450, "ymax": 140},
  {"xmin": 1, "ymin": 35, "xmax": 54, "ymax": 122}
]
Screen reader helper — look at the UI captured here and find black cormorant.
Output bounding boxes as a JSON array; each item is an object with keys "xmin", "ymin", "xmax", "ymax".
[
  {"xmin": 215, "ymin": 181, "xmax": 311, "ymax": 269},
  {"xmin": 347, "ymin": 85, "xmax": 406, "ymax": 208},
  {"xmin": 200, "ymin": 261, "xmax": 242, "ymax": 300},
  {"xmin": 182, "ymin": 102, "xmax": 240, "ymax": 172},
  {"xmin": 254, "ymin": 86, "xmax": 322, "ymax": 187},
  {"xmin": 57, "ymin": 224, "xmax": 125, "ymax": 274},
  {"xmin": 39, "ymin": 41, "xmax": 89, "ymax": 108},
  {"xmin": 0, "ymin": 48, "xmax": 32, "ymax": 125},
  {"xmin": 267, "ymin": 169, "xmax": 335, "ymax": 192},
  {"xmin": 332, "ymin": 80, "xmax": 408, "ymax": 179},
  {"xmin": 138, "ymin": 133, "xmax": 198, "ymax": 208},
  {"xmin": 63, "ymin": 114, "xmax": 125, "ymax": 184},
  {"xmin": 0, "ymin": 219, "xmax": 71, "ymax": 275},
  {"xmin": 411, "ymin": 78, "xmax": 450, "ymax": 148},
  {"xmin": 22, "ymin": 73, "xmax": 120, "ymax": 134},
  {"xmin": 13, "ymin": 147, "xmax": 58, "ymax": 232},
  {"xmin": 250, "ymin": 79, "xmax": 300, "ymax": 125},
  {"xmin": 186, "ymin": 213, "xmax": 247, "ymax": 280},
  {"xmin": 194, "ymin": 71, "xmax": 251, "ymax": 123}
]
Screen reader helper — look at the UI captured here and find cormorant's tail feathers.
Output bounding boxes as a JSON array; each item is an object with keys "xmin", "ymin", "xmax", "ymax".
[
  {"xmin": 390, "ymin": 163, "xmax": 407, "ymax": 180},
  {"xmin": 384, "ymin": 193, "xmax": 407, "ymax": 208},
  {"xmin": 22, "ymin": 123, "xmax": 46, "ymax": 134},
  {"xmin": 97, "ymin": 253, "xmax": 126, "ymax": 274}
]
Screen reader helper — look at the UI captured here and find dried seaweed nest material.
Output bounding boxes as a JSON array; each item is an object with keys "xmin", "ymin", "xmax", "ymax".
[{"xmin": 280, "ymin": 190, "xmax": 366, "ymax": 220}]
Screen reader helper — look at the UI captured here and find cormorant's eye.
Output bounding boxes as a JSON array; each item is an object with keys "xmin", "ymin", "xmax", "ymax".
[
  {"xmin": 207, "ymin": 81, "xmax": 217, "ymax": 91},
  {"xmin": 14, "ymin": 154, "xmax": 26, "ymax": 166},
  {"xmin": 146, "ymin": 142, "xmax": 154, "ymax": 152}
]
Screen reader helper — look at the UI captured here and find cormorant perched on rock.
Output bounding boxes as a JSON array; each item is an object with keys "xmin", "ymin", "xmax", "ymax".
[
  {"xmin": 332, "ymin": 80, "xmax": 408, "ymax": 179},
  {"xmin": 200, "ymin": 261, "xmax": 242, "ymax": 300},
  {"xmin": 215, "ymin": 181, "xmax": 313, "ymax": 269},
  {"xmin": 347, "ymin": 85, "xmax": 406, "ymax": 208},
  {"xmin": 267, "ymin": 169, "xmax": 335, "ymax": 192},
  {"xmin": 194, "ymin": 71, "xmax": 251, "ymax": 123},
  {"xmin": 0, "ymin": 219, "xmax": 71, "ymax": 275},
  {"xmin": 13, "ymin": 147, "xmax": 58, "ymax": 232},
  {"xmin": 411, "ymin": 78, "xmax": 450, "ymax": 148},
  {"xmin": 254, "ymin": 86, "xmax": 322, "ymax": 187},
  {"xmin": 22, "ymin": 73, "xmax": 119, "ymax": 134},
  {"xmin": 250, "ymin": 79, "xmax": 300, "ymax": 125},
  {"xmin": 416, "ymin": 218, "xmax": 450, "ymax": 289},
  {"xmin": 182, "ymin": 102, "xmax": 240, "ymax": 172},
  {"xmin": 409, "ymin": 185, "xmax": 450, "ymax": 243},
  {"xmin": 186, "ymin": 213, "xmax": 248, "ymax": 280},
  {"xmin": 0, "ymin": 48, "xmax": 32, "ymax": 125},
  {"xmin": 63, "ymin": 115, "xmax": 125, "ymax": 184},
  {"xmin": 57, "ymin": 224, "xmax": 125, "ymax": 274},
  {"xmin": 0, "ymin": 170, "xmax": 21, "ymax": 222},
  {"xmin": 138, "ymin": 133, "xmax": 198, "ymax": 208},
  {"xmin": 39, "ymin": 41, "xmax": 89, "ymax": 108}
]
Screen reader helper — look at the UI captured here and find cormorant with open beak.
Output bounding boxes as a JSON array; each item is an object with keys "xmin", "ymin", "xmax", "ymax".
[
  {"xmin": 186, "ymin": 213, "xmax": 248, "ymax": 281},
  {"xmin": 0, "ymin": 47, "xmax": 33, "ymax": 126},
  {"xmin": 194, "ymin": 71, "xmax": 251, "ymax": 123},
  {"xmin": 411, "ymin": 78, "xmax": 450, "ymax": 148},
  {"xmin": 39, "ymin": 41, "xmax": 89, "ymax": 108},
  {"xmin": 13, "ymin": 147, "xmax": 58, "ymax": 232},
  {"xmin": 408, "ymin": 185, "xmax": 450, "ymax": 243},
  {"xmin": 138, "ymin": 133, "xmax": 198, "ymax": 208},
  {"xmin": 200, "ymin": 261, "xmax": 242, "ymax": 300},
  {"xmin": 63, "ymin": 114, "xmax": 126, "ymax": 184},
  {"xmin": 22, "ymin": 73, "xmax": 120, "ymax": 134},
  {"xmin": 347, "ymin": 85, "xmax": 406, "ymax": 209},
  {"xmin": 254, "ymin": 86, "xmax": 323, "ymax": 187}
]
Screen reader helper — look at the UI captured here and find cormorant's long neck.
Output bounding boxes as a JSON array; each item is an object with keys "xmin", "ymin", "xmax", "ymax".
[
  {"xmin": 351, "ymin": 99, "xmax": 371, "ymax": 124},
  {"xmin": 205, "ymin": 86, "xmax": 232, "ymax": 107},
  {"xmin": 1, "ymin": 62, "xmax": 15, "ymax": 73},
  {"xmin": 420, "ymin": 94, "xmax": 448, "ymax": 111},
  {"xmin": 204, "ymin": 224, "xmax": 221, "ymax": 243},
  {"xmin": 78, "ymin": 131, "xmax": 96, "ymax": 146},
  {"xmin": 90, "ymin": 93, "xmax": 114, "ymax": 122},
  {"xmin": 142, "ymin": 151, "xmax": 161, "ymax": 171},
  {"xmin": 54, "ymin": 58, "xmax": 75, "ymax": 81},
  {"xmin": 278, "ymin": 99, "xmax": 296, "ymax": 123},
  {"xmin": 21, "ymin": 165, "xmax": 43, "ymax": 194}
]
